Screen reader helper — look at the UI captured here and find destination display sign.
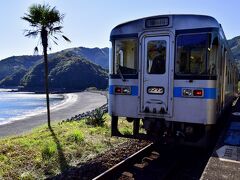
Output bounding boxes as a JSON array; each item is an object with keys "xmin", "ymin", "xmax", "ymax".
[{"xmin": 147, "ymin": 86, "xmax": 164, "ymax": 95}]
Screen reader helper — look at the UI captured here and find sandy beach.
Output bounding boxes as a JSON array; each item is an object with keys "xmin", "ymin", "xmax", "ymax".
[{"xmin": 0, "ymin": 91, "xmax": 107, "ymax": 138}]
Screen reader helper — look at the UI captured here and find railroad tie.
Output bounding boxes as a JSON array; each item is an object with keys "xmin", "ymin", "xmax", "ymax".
[
  {"xmin": 121, "ymin": 171, "xmax": 134, "ymax": 178},
  {"xmin": 134, "ymin": 161, "xmax": 149, "ymax": 169},
  {"xmin": 149, "ymin": 151, "xmax": 160, "ymax": 160}
]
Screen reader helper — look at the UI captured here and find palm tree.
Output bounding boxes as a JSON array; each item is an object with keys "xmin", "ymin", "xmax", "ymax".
[{"xmin": 22, "ymin": 4, "xmax": 70, "ymax": 127}]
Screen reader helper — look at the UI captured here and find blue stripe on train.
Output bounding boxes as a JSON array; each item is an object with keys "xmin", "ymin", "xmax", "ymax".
[
  {"xmin": 131, "ymin": 86, "xmax": 138, "ymax": 96},
  {"xmin": 109, "ymin": 85, "xmax": 114, "ymax": 95},
  {"xmin": 173, "ymin": 87, "xmax": 216, "ymax": 99},
  {"xmin": 109, "ymin": 86, "xmax": 216, "ymax": 99}
]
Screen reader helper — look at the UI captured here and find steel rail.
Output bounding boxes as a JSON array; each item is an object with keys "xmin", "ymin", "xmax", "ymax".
[{"xmin": 93, "ymin": 143, "xmax": 154, "ymax": 180}]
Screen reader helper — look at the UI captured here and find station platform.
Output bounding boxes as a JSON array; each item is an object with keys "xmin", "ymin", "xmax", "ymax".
[{"xmin": 201, "ymin": 97, "xmax": 240, "ymax": 180}]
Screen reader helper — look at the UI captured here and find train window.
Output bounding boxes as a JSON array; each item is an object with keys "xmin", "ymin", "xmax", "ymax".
[
  {"xmin": 147, "ymin": 40, "xmax": 166, "ymax": 74},
  {"xmin": 109, "ymin": 43, "xmax": 113, "ymax": 74},
  {"xmin": 114, "ymin": 39, "xmax": 137, "ymax": 75},
  {"xmin": 208, "ymin": 36, "xmax": 218, "ymax": 75},
  {"xmin": 175, "ymin": 33, "xmax": 210, "ymax": 75}
]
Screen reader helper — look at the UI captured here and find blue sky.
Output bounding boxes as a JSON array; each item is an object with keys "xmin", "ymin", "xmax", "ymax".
[{"xmin": 0, "ymin": 0, "xmax": 239, "ymax": 60}]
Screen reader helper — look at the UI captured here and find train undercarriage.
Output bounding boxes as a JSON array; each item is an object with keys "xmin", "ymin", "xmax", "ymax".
[{"xmin": 111, "ymin": 116, "xmax": 215, "ymax": 147}]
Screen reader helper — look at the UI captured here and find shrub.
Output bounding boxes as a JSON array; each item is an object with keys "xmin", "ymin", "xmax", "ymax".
[
  {"xmin": 86, "ymin": 108, "xmax": 106, "ymax": 127},
  {"xmin": 89, "ymin": 127, "xmax": 98, "ymax": 135},
  {"xmin": 41, "ymin": 142, "xmax": 57, "ymax": 160},
  {"xmin": 120, "ymin": 127, "xmax": 132, "ymax": 135},
  {"xmin": 67, "ymin": 130, "xmax": 84, "ymax": 144},
  {"xmin": 0, "ymin": 154, "xmax": 8, "ymax": 162}
]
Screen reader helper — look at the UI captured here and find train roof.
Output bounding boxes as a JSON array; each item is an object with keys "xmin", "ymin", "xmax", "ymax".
[{"xmin": 110, "ymin": 14, "xmax": 221, "ymax": 37}]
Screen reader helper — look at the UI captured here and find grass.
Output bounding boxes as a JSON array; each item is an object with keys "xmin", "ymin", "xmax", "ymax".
[
  {"xmin": 238, "ymin": 81, "xmax": 240, "ymax": 92},
  {"xmin": 0, "ymin": 114, "xmax": 131, "ymax": 179}
]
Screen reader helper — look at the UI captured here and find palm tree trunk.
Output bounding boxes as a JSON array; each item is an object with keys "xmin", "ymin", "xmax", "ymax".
[
  {"xmin": 44, "ymin": 47, "xmax": 51, "ymax": 128},
  {"xmin": 41, "ymin": 28, "xmax": 51, "ymax": 128}
]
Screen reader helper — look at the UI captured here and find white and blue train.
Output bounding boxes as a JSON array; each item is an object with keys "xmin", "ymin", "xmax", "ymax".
[{"xmin": 108, "ymin": 14, "xmax": 238, "ymax": 145}]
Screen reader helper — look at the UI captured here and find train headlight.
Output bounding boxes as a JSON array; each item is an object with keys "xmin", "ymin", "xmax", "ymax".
[
  {"xmin": 182, "ymin": 89, "xmax": 192, "ymax": 97},
  {"xmin": 122, "ymin": 87, "xmax": 131, "ymax": 94}
]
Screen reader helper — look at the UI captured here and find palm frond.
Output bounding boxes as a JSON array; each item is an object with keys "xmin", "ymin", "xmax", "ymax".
[
  {"xmin": 62, "ymin": 35, "xmax": 71, "ymax": 42},
  {"xmin": 29, "ymin": 5, "xmax": 43, "ymax": 24},
  {"xmin": 34, "ymin": 46, "xmax": 39, "ymax": 55},
  {"xmin": 49, "ymin": 26, "xmax": 63, "ymax": 34},
  {"xmin": 46, "ymin": 6, "xmax": 62, "ymax": 25},
  {"xmin": 21, "ymin": 16, "xmax": 35, "ymax": 25},
  {"xmin": 52, "ymin": 26, "xmax": 63, "ymax": 31},
  {"xmin": 24, "ymin": 30, "xmax": 39, "ymax": 37},
  {"xmin": 50, "ymin": 37, "xmax": 58, "ymax": 45}
]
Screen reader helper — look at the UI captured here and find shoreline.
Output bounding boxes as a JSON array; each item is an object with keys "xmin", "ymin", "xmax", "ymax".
[
  {"xmin": 0, "ymin": 91, "xmax": 107, "ymax": 138},
  {"xmin": 0, "ymin": 93, "xmax": 70, "ymax": 126}
]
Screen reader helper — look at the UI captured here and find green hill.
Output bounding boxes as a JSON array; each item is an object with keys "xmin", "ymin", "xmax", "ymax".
[
  {"xmin": 20, "ymin": 53, "xmax": 108, "ymax": 91},
  {"xmin": 60, "ymin": 47, "xmax": 109, "ymax": 69},
  {"xmin": 0, "ymin": 47, "xmax": 109, "ymax": 91},
  {"xmin": 0, "ymin": 55, "xmax": 41, "ymax": 81},
  {"xmin": 0, "ymin": 68, "xmax": 28, "ymax": 87},
  {"xmin": 228, "ymin": 36, "xmax": 240, "ymax": 59},
  {"xmin": 228, "ymin": 36, "xmax": 240, "ymax": 71}
]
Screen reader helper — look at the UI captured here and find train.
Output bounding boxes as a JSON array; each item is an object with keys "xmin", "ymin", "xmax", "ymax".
[{"xmin": 108, "ymin": 14, "xmax": 239, "ymax": 146}]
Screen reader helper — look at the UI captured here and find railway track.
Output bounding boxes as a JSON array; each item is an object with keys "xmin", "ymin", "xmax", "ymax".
[
  {"xmin": 93, "ymin": 143, "xmax": 154, "ymax": 179},
  {"xmin": 93, "ymin": 143, "xmax": 181, "ymax": 180},
  {"xmin": 93, "ymin": 142, "xmax": 212, "ymax": 180},
  {"xmin": 51, "ymin": 139, "xmax": 212, "ymax": 179}
]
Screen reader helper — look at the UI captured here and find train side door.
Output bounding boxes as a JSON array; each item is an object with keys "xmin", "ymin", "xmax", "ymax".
[{"xmin": 141, "ymin": 36, "xmax": 171, "ymax": 116}]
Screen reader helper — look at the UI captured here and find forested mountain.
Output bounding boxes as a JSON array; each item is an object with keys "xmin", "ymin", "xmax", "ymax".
[
  {"xmin": 20, "ymin": 53, "xmax": 108, "ymax": 91},
  {"xmin": 228, "ymin": 36, "xmax": 240, "ymax": 70},
  {"xmin": 0, "ymin": 47, "xmax": 109, "ymax": 91},
  {"xmin": 0, "ymin": 68, "xmax": 28, "ymax": 87},
  {"xmin": 0, "ymin": 55, "xmax": 42, "ymax": 81},
  {"xmin": 60, "ymin": 47, "xmax": 109, "ymax": 69},
  {"xmin": 228, "ymin": 36, "xmax": 240, "ymax": 59}
]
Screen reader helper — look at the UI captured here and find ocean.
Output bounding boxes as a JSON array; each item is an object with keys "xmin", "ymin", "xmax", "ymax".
[{"xmin": 0, "ymin": 88, "xmax": 64, "ymax": 125}]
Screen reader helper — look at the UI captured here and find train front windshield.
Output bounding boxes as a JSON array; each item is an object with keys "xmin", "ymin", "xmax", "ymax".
[
  {"xmin": 113, "ymin": 39, "xmax": 138, "ymax": 75},
  {"xmin": 175, "ymin": 33, "xmax": 218, "ymax": 76}
]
